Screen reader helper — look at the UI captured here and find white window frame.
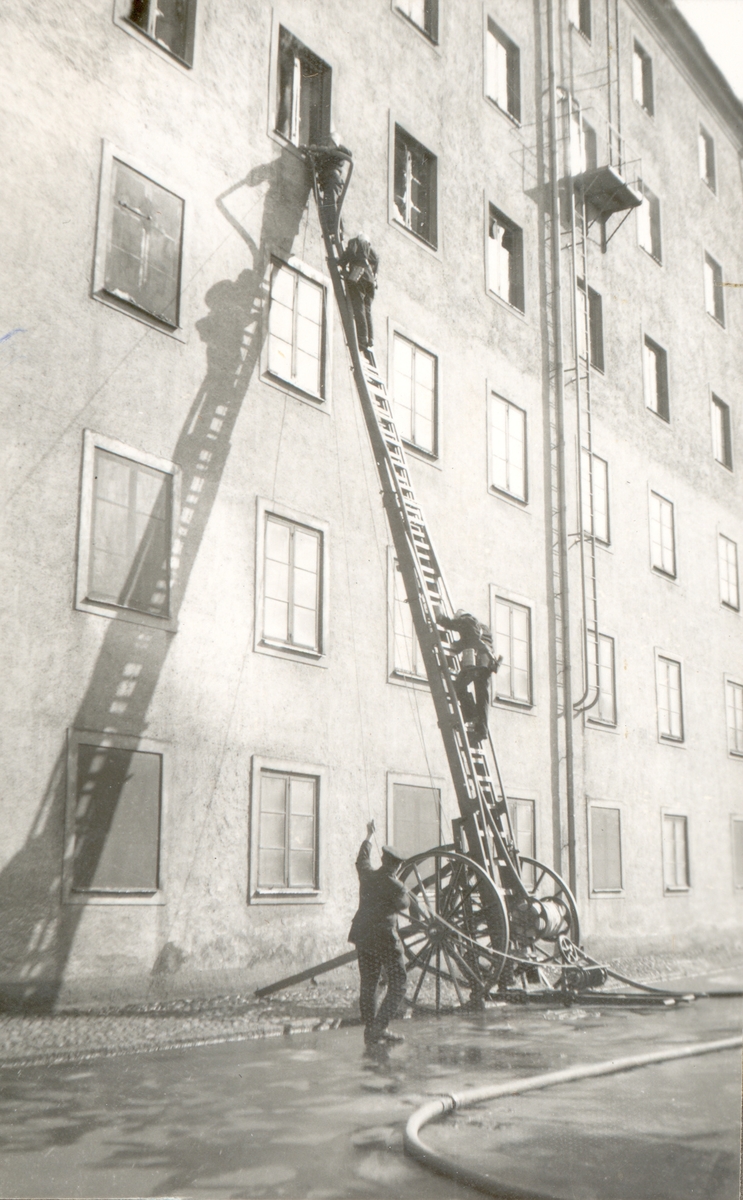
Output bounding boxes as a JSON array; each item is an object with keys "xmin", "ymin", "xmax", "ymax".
[
  {"xmin": 486, "ymin": 201, "xmax": 525, "ymax": 314},
  {"xmin": 731, "ymin": 815, "xmax": 743, "ymax": 889},
  {"xmin": 632, "ymin": 38, "xmax": 654, "ymax": 116},
  {"xmin": 63, "ymin": 728, "xmax": 169, "ymax": 906},
  {"xmin": 392, "ymin": 0, "xmax": 439, "ymax": 45},
  {"xmin": 581, "ymin": 449, "xmax": 610, "ymax": 546},
  {"xmin": 568, "ymin": 0, "xmax": 591, "ymax": 40},
  {"xmin": 389, "ymin": 116, "xmax": 440, "ymax": 255},
  {"xmin": 92, "ymin": 141, "xmax": 188, "ymax": 340},
  {"xmin": 487, "ymin": 390, "xmax": 528, "ymax": 504},
  {"xmin": 637, "ymin": 184, "xmax": 662, "ymax": 263},
  {"xmin": 725, "ymin": 677, "xmax": 743, "ymax": 758},
  {"xmin": 387, "ymin": 548, "xmax": 428, "ymax": 687},
  {"xmin": 655, "ymin": 652, "xmax": 684, "ymax": 745},
  {"xmin": 704, "ymin": 251, "xmax": 725, "ymax": 326},
  {"xmin": 386, "ymin": 770, "xmax": 447, "ymax": 852},
  {"xmin": 490, "ymin": 585, "xmax": 534, "ymax": 710},
  {"xmin": 711, "ymin": 393, "xmax": 733, "ymax": 470},
  {"xmin": 389, "ymin": 326, "xmax": 439, "ymax": 459},
  {"xmin": 648, "ymin": 489, "xmax": 676, "ymax": 580},
  {"xmin": 698, "ymin": 124, "xmax": 716, "ymax": 193},
  {"xmin": 254, "ymin": 497, "xmax": 329, "ymax": 667},
  {"xmin": 261, "ymin": 255, "xmax": 332, "ymax": 407},
  {"xmin": 588, "ymin": 802, "xmax": 624, "ymax": 895},
  {"xmin": 113, "ymin": 0, "xmax": 197, "ymax": 69},
  {"xmin": 661, "ymin": 809, "xmax": 691, "ymax": 893},
  {"xmin": 719, "ymin": 535, "xmax": 740, "ymax": 612},
  {"xmin": 267, "ymin": 19, "xmax": 333, "ymax": 153},
  {"xmin": 643, "ymin": 334, "xmax": 670, "ymax": 422},
  {"xmin": 76, "ymin": 429, "xmax": 181, "ymax": 631},
  {"xmin": 484, "ymin": 16, "xmax": 521, "ymax": 123},
  {"xmin": 249, "ymin": 754, "xmax": 326, "ymax": 904},
  {"xmin": 586, "ymin": 632, "xmax": 617, "ymax": 729},
  {"xmin": 507, "ymin": 795, "xmax": 537, "ymax": 887}
]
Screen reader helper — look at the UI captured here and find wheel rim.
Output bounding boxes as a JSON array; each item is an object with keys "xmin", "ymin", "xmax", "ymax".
[
  {"xmin": 508, "ymin": 855, "xmax": 581, "ymax": 975},
  {"xmin": 397, "ymin": 849, "xmax": 510, "ymax": 1012}
]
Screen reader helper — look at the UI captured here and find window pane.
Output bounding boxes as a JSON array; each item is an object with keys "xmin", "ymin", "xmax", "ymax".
[
  {"xmin": 290, "ymin": 778, "xmax": 315, "ymax": 817},
  {"xmin": 591, "ymin": 807, "xmax": 622, "ymax": 890},
  {"xmin": 259, "ymin": 848, "xmax": 286, "ymax": 887},
  {"xmin": 494, "ymin": 599, "xmax": 531, "ymax": 704},
  {"xmin": 261, "ymin": 775, "xmax": 287, "ymax": 813},
  {"xmin": 393, "ymin": 783, "xmax": 440, "ymax": 860},
  {"xmin": 105, "ymin": 161, "xmax": 183, "ymax": 326},
  {"xmin": 73, "ymin": 744, "xmax": 161, "ymax": 892},
  {"xmin": 292, "ymin": 604, "xmax": 318, "ymax": 649},
  {"xmin": 663, "ymin": 814, "xmax": 689, "ymax": 889},
  {"xmin": 727, "ymin": 683, "xmax": 743, "ymax": 755},
  {"xmin": 289, "ymin": 849, "xmax": 315, "ymax": 886}
]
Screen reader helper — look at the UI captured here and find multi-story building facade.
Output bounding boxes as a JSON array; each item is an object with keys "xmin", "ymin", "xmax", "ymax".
[{"xmin": 1, "ymin": 0, "xmax": 741, "ymax": 1007}]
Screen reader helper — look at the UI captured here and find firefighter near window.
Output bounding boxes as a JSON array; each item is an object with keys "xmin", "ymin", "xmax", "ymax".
[{"xmin": 436, "ymin": 609, "xmax": 502, "ymax": 745}]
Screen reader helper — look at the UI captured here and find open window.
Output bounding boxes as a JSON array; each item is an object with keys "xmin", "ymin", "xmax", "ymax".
[
  {"xmin": 125, "ymin": 0, "xmax": 196, "ymax": 65},
  {"xmin": 485, "ymin": 19, "xmax": 520, "ymax": 122},
  {"xmin": 275, "ymin": 27, "xmax": 331, "ymax": 148},
  {"xmin": 393, "ymin": 126, "xmax": 437, "ymax": 248}
]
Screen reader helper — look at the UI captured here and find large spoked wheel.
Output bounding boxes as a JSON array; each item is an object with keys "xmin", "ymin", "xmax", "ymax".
[
  {"xmin": 396, "ymin": 849, "xmax": 510, "ymax": 1012},
  {"xmin": 507, "ymin": 855, "xmax": 580, "ymax": 984}
]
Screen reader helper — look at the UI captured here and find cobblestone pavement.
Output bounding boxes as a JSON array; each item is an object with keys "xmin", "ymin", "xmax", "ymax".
[{"xmin": 0, "ymin": 967, "xmax": 740, "ymax": 1200}]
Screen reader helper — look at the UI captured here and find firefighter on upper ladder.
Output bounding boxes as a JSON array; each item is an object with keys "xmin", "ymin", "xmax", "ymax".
[{"xmin": 436, "ymin": 608, "xmax": 502, "ymax": 745}]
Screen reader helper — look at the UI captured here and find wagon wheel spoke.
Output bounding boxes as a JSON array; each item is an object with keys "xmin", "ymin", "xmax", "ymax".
[{"xmin": 441, "ymin": 944, "xmax": 467, "ymax": 1007}]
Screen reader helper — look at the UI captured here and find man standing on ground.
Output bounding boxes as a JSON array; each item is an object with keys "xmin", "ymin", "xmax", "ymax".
[{"xmin": 348, "ymin": 820, "xmax": 409, "ymax": 1046}]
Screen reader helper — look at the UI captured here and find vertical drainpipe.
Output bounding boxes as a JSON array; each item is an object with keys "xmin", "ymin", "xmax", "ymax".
[{"xmin": 546, "ymin": 0, "xmax": 578, "ymax": 894}]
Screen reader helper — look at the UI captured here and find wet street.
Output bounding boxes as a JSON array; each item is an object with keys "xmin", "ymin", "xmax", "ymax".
[{"xmin": 0, "ymin": 979, "xmax": 740, "ymax": 1200}]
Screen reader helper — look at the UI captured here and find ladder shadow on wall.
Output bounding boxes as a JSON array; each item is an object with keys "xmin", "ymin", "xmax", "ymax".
[{"xmin": 0, "ymin": 148, "xmax": 311, "ymax": 1012}]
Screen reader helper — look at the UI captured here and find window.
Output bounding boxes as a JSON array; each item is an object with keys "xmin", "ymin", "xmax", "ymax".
[
  {"xmin": 577, "ymin": 279, "xmax": 604, "ymax": 372},
  {"xmin": 507, "ymin": 797, "xmax": 535, "ymax": 887},
  {"xmin": 64, "ymin": 731, "xmax": 164, "ymax": 902},
  {"xmin": 76, "ymin": 431, "xmax": 178, "ymax": 630},
  {"xmin": 704, "ymin": 253, "xmax": 724, "ymax": 325},
  {"xmin": 494, "ymin": 597, "xmax": 532, "ymax": 706},
  {"xmin": 393, "ymin": 126, "xmax": 437, "ymax": 248},
  {"xmin": 126, "ymin": 0, "xmax": 195, "ymax": 64},
  {"xmin": 590, "ymin": 806, "xmax": 622, "ymax": 892},
  {"xmin": 261, "ymin": 514, "xmax": 322, "ymax": 654},
  {"xmin": 275, "ymin": 27, "xmax": 331, "ymax": 148},
  {"xmin": 711, "ymin": 395, "xmax": 733, "ymax": 469},
  {"xmin": 719, "ymin": 536, "xmax": 739, "ymax": 611},
  {"xmin": 267, "ymin": 260, "xmax": 326, "ymax": 399},
  {"xmin": 568, "ymin": 0, "xmax": 591, "ymax": 40},
  {"xmin": 485, "ymin": 20, "xmax": 521, "ymax": 121},
  {"xmin": 487, "ymin": 205, "xmax": 525, "ymax": 311},
  {"xmin": 588, "ymin": 634, "xmax": 616, "ymax": 726},
  {"xmin": 637, "ymin": 185, "xmax": 662, "ymax": 261},
  {"xmin": 396, "ymin": 0, "xmax": 438, "ymax": 42},
  {"xmin": 643, "ymin": 336, "xmax": 669, "ymax": 421},
  {"xmin": 727, "ymin": 681, "xmax": 743, "ymax": 756},
  {"xmin": 632, "ymin": 40, "xmax": 654, "ymax": 115},
  {"xmin": 649, "ymin": 491, "xmax": 676, "ymax": 578},
  {"xmin": 570, "ymin": 110, "xmax": 598, "ymax": 175},
  {"xmin": 392, "ymin": 334, "xmax": 437, "ymax": 455},
  {"xmin": 581, "ymin": 451, "xmax": 610, "ymax": 545},
  {"xmin": 391, "ymin": 558, "xmax": 426, "ymax": 680},
  {"xmin": 662, "ymin": 813, "xmax": 690, "ymax": 891},
  {"xmin": 733, "ymin": 818, "xmax": 743, "ymax": 887},
  {"xmin": 699, "ymin": 125, "xmax": 716, "ymax": 191},
  {"xmin": 656, "ymin": 656, "xmax": 683, "ymax": 742},
  {"xmin": 257, "ymin": 771, "xmax": 318, "ymax": 891},
  {"xmin": 489, "ymin": 394, "xmax": 527, "ymax": 501},
  {"xmin": 392, "ymin": 782, "xmax": 441, "ymax": 860},
  {"xmin": 95, "ymin": 155, "xmax": 184, "ymax": 330}
]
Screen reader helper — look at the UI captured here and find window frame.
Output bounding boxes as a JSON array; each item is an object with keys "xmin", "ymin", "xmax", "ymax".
[
  {"xmin": 63, "ymin": 728, "xmax": 169, "ymax": 906},
  {"xmin": 661, "ymin": 809, "xmax": 691, "ymax": 893},
  {"xmin": 576, "ymin": 278, "xmax": 604, "ymax": 373},
  {"xmin": 269, "ymin": 22, "xmax": 332, "ymax": 152},
  {"xmin": 643, "ymin": 334, "xmax": 670, "ymax": 422},
  {"xmin": 387, "ymin": 548, "xmax": 428, "ymax": 687},
  {"xmin": 507, "ymin": 795, "xmax": 537, "ymax": 887},
  {"xmin": 262, "ymin": 255, "xmax": 332, "ymax": 407},
  {"xmin": 113, "ymin": 0, "xmax": 197, "ymax": 70},
  {"xmin": 388, "ymin": 325, "xmax": 439, "ymax": 460},
  {"xmin": 586, "ymin": 632, "xmax": 618, "ymax": 729},
  {"xmin": 487, "ymin": 390, "xmax": 529, "ymax": 504},
  {"xmin": 486, "ymin": 201, "xmax": 525, "ymax": 314},
  {"xmin": 655, "ymin": 651, "xmax": 685, "ymax": 745},
  {"xmin": 637, "ymin": 183, "xmax": 662, "ymax": 263},
  {"xmin": 389, "ymin": 118, "xmax": 440, "ymax": 253},
  {"xmin": 92, "ymin": 142, "xmax": 188, "ymax": 340},
  {"xmin": 568, "ymin": 0, "xmax": 592, "ymax": 40},
  {"xmin": 249, "ymin": 755, "xmax": 326, "ymax": 904},
  {"xmin": 725, "ymin": 677, "xmax": 743, "ymax": 759},
  {"xmin": 731, "ymin": 815, "xmax": 743, "ymax": 889},
  {"xmin": 699, "ymin": 124, "xmax": 717, "ymax": 193},
  {"xmin": 719, "ymin": 535, "xmax": 740, "ymax": 612},
  {"xmin": 254, "ymin": 497, "xmax": 329, "ymax": 667},
  {"xmin": 581, "ymin": 449, "xmax": 611, "ymax": 547},
  {"xmin": 387, "ymin": 770, "xmax": 446, "ymax": 857},
  {"xmin": 484, "ymin": 16, "xmax": 521, "ymax": 124},
  {"xmin": 490, "ymin": 586, "xmax": 534, "ymax": 710},
  {"xmin": 704, "ymin": 251, "xmax": 725, "ymax": 326},
  {"xmin": 648, "ymin": 488, "xmax": 677, "ymax": 580},
  {"xmin": 588, "ymin": 802, "xmax": 624, "ymax": 895},
  {"xmin": 632, "ymin": 38, "xmax": 654, "ymax": 117},
  {"xmin": 76, "ymin": 429, "xmax": 181, "ymax": 632},
  {"xmin": 392, "ymin": 0, "xmax": 439, "ymax": 46},
  {"xmin": 711, "ymin": 393, "xmax": 733, "ymax": 471}
]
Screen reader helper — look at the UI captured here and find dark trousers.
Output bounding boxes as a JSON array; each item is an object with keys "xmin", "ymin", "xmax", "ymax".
[
  {"xmin": 357, "ymin": 938, "xmax": 407, "ymax": 1036},
  {"xmin": 348, "ymin": 282, "xmax": 374, "ymax": 349},
  {"xmin": 455, "ymin": 667, "xmax": 490, "ymax": 733}
]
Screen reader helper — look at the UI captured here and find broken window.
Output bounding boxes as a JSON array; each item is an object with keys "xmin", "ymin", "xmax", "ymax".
[
  {"xmin": 258, "ymin": 771, "xmax": 318, "ymax": 890},
  {"xmin": 393, "ymin": 126, "xmax": 437, "ymax": 248},
  {"xmin": 103, "ymin": 159, "xmax": 184, "ymax": 328},
  {"xmin": 127, "ymin": 0, "xmax": 195, "ymax": 64},
  {"xmin": 275, "ymin": 27, "xmax": 331, "ymax": 148},
  {"xmin": 487, "ymin": 204, "xmax": 524, "ymax": 311},
  {"xmin": 485, "ymin": 19, "xmax": 520, "ymax": 121},
  {"xmin": 568, "ymin": 0, "xmax": 592, "ymax": 40}
]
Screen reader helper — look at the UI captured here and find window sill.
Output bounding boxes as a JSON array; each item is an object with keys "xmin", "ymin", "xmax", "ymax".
[
  {"xmin": 651, "ymin": 567, "xmax": 677, "ymax": 584},
  {"xmin": 493, "ymin": 697, "xmax": 535, "ymax": 714},
  {"xmin": 714, "ymin": 458, "xmax": 734, "ymax": 473},
  {"xmin": 701, "ymin": 178, "xmax": 717, "ymax": 197},
  {"xmin": 705, "ymin": 311, "xmax": 726, "ymax": 331},
  {"xmin": 262, "ymin": 370, "xmax": 328, "ymax": 412},
  {"xmin": 64, "ymin": 889, "xmax": 165, "ymax": 906},
  {"xmin": 390, "ymin": 216, "xmax": 439, "ymax": 257},
  {"xmin": 93, "ymin": 290, "xmax": 186, "ymax": 342},
  {"xmin": 590, "ymin": 888, "xmax": 624, "ymax": 897},
  {"xmin": 635, "ymin": 100, "xmax": 655, "ymax": 120},
  {"xmin": 729, "ymin": 750, "xmax": 743, "ymax": 760},
  {"xmin": 388, "ymin": 671, "xmax": 429, "ymax": 691},
  {"xmin": 658, "ymin": 735, "xmax": 685, "ymax": 748},
  {"xmin": 114, "ymin": 10, "xmax": 194, "ymax": 71},
  {"xmin": 249, "ymin": 889, "xmax": 325, "ymax": 906},
  {"xmin": 721, "ymin": 602, "xmax": 740, "ymax": 614},
  {"xmin": 663, "ymin": 885, "xmax": 691, "ymax": 895},
  {"xmin": 401, "ymin": 438, "xmax": 440, "ymax": 467},
  {"xmin": 586, "ymin": 718, "xmax": 619, "ymax": 733},
  {"xmin": 484, "ymin": 97, "xmax": 521, "ymax": 128},
  {"xmin": 639, "ymin": 246, "xmax": 663, "ymax": 267},
  {"xmin": 75, "ymin": 596, "xmax": 177, "ymax": 633},
  {"xmin": 488, "ymin": 484, "xmax": 529, "ymax": 511},
  {"xmin": 569, "ymin": 22, "xmax": 592, "ymax": 44},
  {"xmin": 486, "ymin": 287, "xmax": 526, "ymax": 323},
  {"xmin": 255, "ymin": 640, "xmax": 328, "ymax": 668},
  {"xmin": 392, "ymin": 5, "xmax": 440, "ymax": 51},
  {"xmin": 646, "ymin": 406, "xmax": 671, "ymax": 424}
]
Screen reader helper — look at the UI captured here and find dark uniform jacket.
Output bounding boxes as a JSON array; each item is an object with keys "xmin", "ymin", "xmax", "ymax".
[
  {"xmin": 348, "ymin": 839, "xmax": 409, "ymax": 949},
  {"xmin": 340, "ymin": 238, "xmax": 379, "ymax": 288},
  {"xmin": 438, "ymin": 611, "xmax": 496, "ymax": 671}
]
